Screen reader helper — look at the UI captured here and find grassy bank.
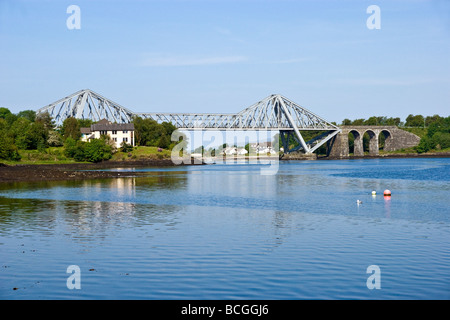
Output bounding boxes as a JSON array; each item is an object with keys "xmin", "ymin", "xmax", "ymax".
[{"xmin": 1, "ymin": 146, "xmax": 173, "ymax": 166}]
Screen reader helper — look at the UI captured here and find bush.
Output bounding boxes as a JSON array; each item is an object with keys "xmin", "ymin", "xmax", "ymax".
[
  {"xmin": 416, "ymin": 136, "xmax": 434, "ymax": 153},
  {"xmin": 64, "ymin": 137, "xmax": 112, "ymax": 162},
  {"xmin": 120, "ymin": 141, "xmax": 133, "ymax": 153},
  {"xmin": 432, "ymin": 132, "xmax": 450, "ymax": 150},
  {"xmin": 0, "ymin": 134, "xmax": 21, "ymax": 161},
  {"xmin": 83, "ymin": 139, "xmax": 113, "ymax": 162}
]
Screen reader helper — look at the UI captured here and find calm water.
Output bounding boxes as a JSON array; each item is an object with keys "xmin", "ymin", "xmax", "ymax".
[{"xmin": 0, "ymin": 158, "xmax": 449, "ymax": 299}]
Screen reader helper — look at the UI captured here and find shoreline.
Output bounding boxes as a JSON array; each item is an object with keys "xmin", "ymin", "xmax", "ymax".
[
  {"xmin": 320, "ymin": 151, "xmax": 450, "ymax": 160},
  {"xmin": 1, "ymin": 152, "xmax": 449, "ymax": 183},
  {"xmin": 0, "ymin": 159, "xmax": 186, "ymax": 183}
]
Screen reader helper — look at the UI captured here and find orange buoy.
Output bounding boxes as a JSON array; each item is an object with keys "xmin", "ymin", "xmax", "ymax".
[{"xmin": 383, "ymin": 189, "xmax": 391, "ymax": 196}]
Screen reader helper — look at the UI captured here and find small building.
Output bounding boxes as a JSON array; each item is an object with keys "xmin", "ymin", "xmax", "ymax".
[
  {"xmin": 222, "ymin": 147, "xmax": 248, "ymax": 155},
  {"xmin": 80, "ymin": 119, "xmax": 135, "ymax": 148},
  {"xmin": 250, "ymin": 142, "xmax": 276, "ymax": 154}
]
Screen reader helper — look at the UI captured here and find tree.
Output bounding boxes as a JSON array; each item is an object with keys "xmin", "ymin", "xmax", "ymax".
[
  {"xmin": 47, "ymin": 130, "xmax": 64, "ymax": 147},
  {"xmin": 61, "ymin": 117, "xmax": 81, "ymax": 141},
  {"xmin": 0, "ymin": 133, "xmax": 21, "ymax": 161},
  {"xmin": 77, "ymin": 118, "xmax": 94, "ymax": 128},
  {"xmin": 364, "ymin": 116, "xmax": 381, "ymax": 126},
  {"xmin": 10, "ymin": 117, "xmax": 32, "ymax": 150},
  {"xmin": 341, "ymin": 119, "xmax": 352, "ymax": 125},
  {"xmin": 432, "ymin": 132, "xmax": 450, "ymax": 149},
  {"xmin": 416, "ymin": 136, "xmax": 434, "ymax": 153},
  {"xmin": 0, "ymin": 107, "xmax": 12, "ymax": 119},
  {"xmin": 157, "ymin": 133, "xmax": 171, "ymax": 149},
  {"xmin": 35, "ymin": 111, "xmax": 55, "ymax": 131},
  {"xmin": 133, "ymin": 116, "xmax": 177, "ymax": 148},
  {"xmin": 27, "ymin": 121, "xmax": 48, "ymax": 150},
  {"xmin": 405, "ymin": 114, "xmax": 425, "ymax": 127},
  {"xmin": 425, "ymin": 114, "xmax": 443, "ymax": 127},
  {"xmin": 352, "ymin": 118, "xmax": 365, "ymax": 125},
  {"xmin": 385, "ymin": 117, "xmax": 401, "ymax": 126},
  {"xmin": 194, "ymin": 145, "xmax": 205, "ymax": 154},
  {"xmin": 17, "ymin": 110, "xmax": 36, "ymax": 122}
]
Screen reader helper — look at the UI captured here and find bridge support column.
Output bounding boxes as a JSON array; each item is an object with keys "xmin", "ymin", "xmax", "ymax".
[
  {"xmin": 327, "ymin": 132, "xmax": 349, "ymax": 158},
  {"xmin": 280, "ymin": 130, "xmax": 291, "ymax": 153},
  {"xmin": 368, "ymin": 131, "xmax": 379, "ymax": 156},
  {"xmin": 353, "ymin": 131, "xmax": 364, "ymax": 157}
]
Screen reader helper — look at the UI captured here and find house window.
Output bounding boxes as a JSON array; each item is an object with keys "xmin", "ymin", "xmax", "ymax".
[
  {"xmin": 112, "ymin": 130, "xmax": 117, "ymax": 135},
  {"xmin": 123, "ymin": 130, "xmax": 128, "ymax": 134},
  {"xmin": 100, "ymin": 130, "xmax": 107, "ymax": 135},
  {"xmin": 113, "ymin": 138, "xmax": 117, "ymax": 142},
  {"xmin": 123, "ymin": 138, "xmax": 128, "ymax": 142}
]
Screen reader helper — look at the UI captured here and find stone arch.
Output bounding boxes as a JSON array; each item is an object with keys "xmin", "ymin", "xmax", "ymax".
[
  {"xmin": 348, "ymin": 130, "xmax": 363, "ymax": 156},
  {"xmin": 363, "ymin": 129, "xmax": 378, "ymax": 156},
  {"xmin": 379, "ymin": 129, "xmax": 393, "ymax": 151}
]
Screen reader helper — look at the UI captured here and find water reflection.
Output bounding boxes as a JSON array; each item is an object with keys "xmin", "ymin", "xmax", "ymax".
[
  {"xmin": 0, "ymin": 175, "xmax": 187, "ymax": 243},
  {"xmin": 384, "ymin": 196, "xmax": 391, "ymax": 219}
]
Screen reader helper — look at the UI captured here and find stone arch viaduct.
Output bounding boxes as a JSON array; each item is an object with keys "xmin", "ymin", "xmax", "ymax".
[{"xmin": 327, "ymin": 126, "xmax": 421, "ymax": 158}]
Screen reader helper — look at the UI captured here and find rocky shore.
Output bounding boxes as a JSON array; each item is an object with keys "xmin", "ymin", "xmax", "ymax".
[
  {"xmin": 320, "ymin": 151, "xmax": 450, "ymax": 160},
  {"xmin": 0, "ymin": 159, "xmax": 182, "ymax": 183}
]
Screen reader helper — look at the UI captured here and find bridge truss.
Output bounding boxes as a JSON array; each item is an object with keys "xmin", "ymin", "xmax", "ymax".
[{"xmin": 37, "ymin": 89, "xmax": 340, "ymax": 154}]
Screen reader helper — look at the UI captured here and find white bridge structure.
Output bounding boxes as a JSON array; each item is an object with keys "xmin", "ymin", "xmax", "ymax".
[{"xmin": 36, "ymin": 89, "xmax": 340, "ymax": 154}]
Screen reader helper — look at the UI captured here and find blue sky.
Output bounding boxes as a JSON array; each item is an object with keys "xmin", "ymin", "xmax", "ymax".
[{"xmin": 0, "ymin": 0, "xmax": 449, "ymax": 123}]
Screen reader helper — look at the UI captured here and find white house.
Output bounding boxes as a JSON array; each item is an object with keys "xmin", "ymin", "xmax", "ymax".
[
  {"xmin": 222, "ymin": 147, "xmax": 248, "ymax": 155},
  {"xmin": 81, "ymin": 119, "xmax": 135, "ymax": 149},
  {"xmin": 250, "ymin": 142, "xmax": 277, "ymax": 154}
]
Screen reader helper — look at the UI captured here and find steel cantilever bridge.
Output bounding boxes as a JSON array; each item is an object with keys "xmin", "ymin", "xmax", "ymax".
[{"xmin": 36, "ymin": 89, "xmax": 341, "ymax": 154}]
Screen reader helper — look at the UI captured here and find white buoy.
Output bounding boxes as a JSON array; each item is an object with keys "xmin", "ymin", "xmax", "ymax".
[
  {"xmin": 371, "ymin": 191, "xmax": 376, "ymax": 195},
  {"xmin": 357, "ymin": 200, "xmax": 362, "ymax": 205}
]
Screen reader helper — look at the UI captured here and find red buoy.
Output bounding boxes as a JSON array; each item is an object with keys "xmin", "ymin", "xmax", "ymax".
[{"xmin": 384, "ymin": 189, "xmax": 391, "ymax": 196}]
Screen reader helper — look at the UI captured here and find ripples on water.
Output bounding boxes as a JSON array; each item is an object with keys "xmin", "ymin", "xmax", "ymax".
[{"xmin": 0, "ymin": 158, "xmax": 449, "ymax": 299}]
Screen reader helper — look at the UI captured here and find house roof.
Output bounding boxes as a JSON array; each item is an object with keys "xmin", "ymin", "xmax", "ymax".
[
  {"xmin": 91, "ymin": 122, "xmax": 134, "ymax": 131},
  {"xmin": 80, "ymin": 127, "xmax": 91, "ymax": 134}
]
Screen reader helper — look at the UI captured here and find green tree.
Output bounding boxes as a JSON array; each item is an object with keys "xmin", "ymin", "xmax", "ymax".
[
  {"xmin": 83, "ymin": 138, "xmax": 113, "ymax": 162},
  {"xmin": 28, "ymin": 121, "xmax": 49, "ymax": 150},
  {"xmin": 385, "ymin": 117, "xmax": 401, "ymax": 126},
  {"xmin": 35, "ymin": 111, "xmax": 55, "ymax": 131},
  {"xmin": 0, "ymin": 107, "xmax": 12, "ymax": 119},
  {"xmin": 133, "ymin": 116, "xmax": 176, "ymax": 148},
  {"xmin": 405, "ymin": 114, "xmax": 425, "ymax": 127},
  {"xmin": 341, "ymin": 119, "xmax": 352, "ymax": 125},
  {"xmin": 425, "ymin": 114, "xmax": 443, "ymax": 127},
  {"xmin": 416, "ymin": 136, "xmax": 435, "ymax": 153},
  {"xmin": 364, "ymin": 116, "xmax": 380, "ymax": 126},
  {"xmin": 61, "ymin": 117, "xmax": 81, "ymax": 141},
  {"xmin": 64, "ymin": 137, "xmax": 78, "ymax": 158},
  {"xmin": 0, "ymin": 119, "xmax": 21, "ymax": 161},
  {"xmin": 432, "ymin": 132, "xmax": 450, "ymax": 149},
  {"xmin": 77, "ymin": 118, "xmax": 94, "ymax": 128},
  {"xmin": 10, "ymin": 117, "xmax": 32, "ymax": 149},
  {"xmin": 157, "ymin": 133, "xmax": 171, "ymax": 149},
  {"xmin": 352, "ymin": 118, "xmax": 365, "ymax": 125},
  {"xmin": 17, "ymin": 110, "xmax": 36, "ymax": 122}
]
